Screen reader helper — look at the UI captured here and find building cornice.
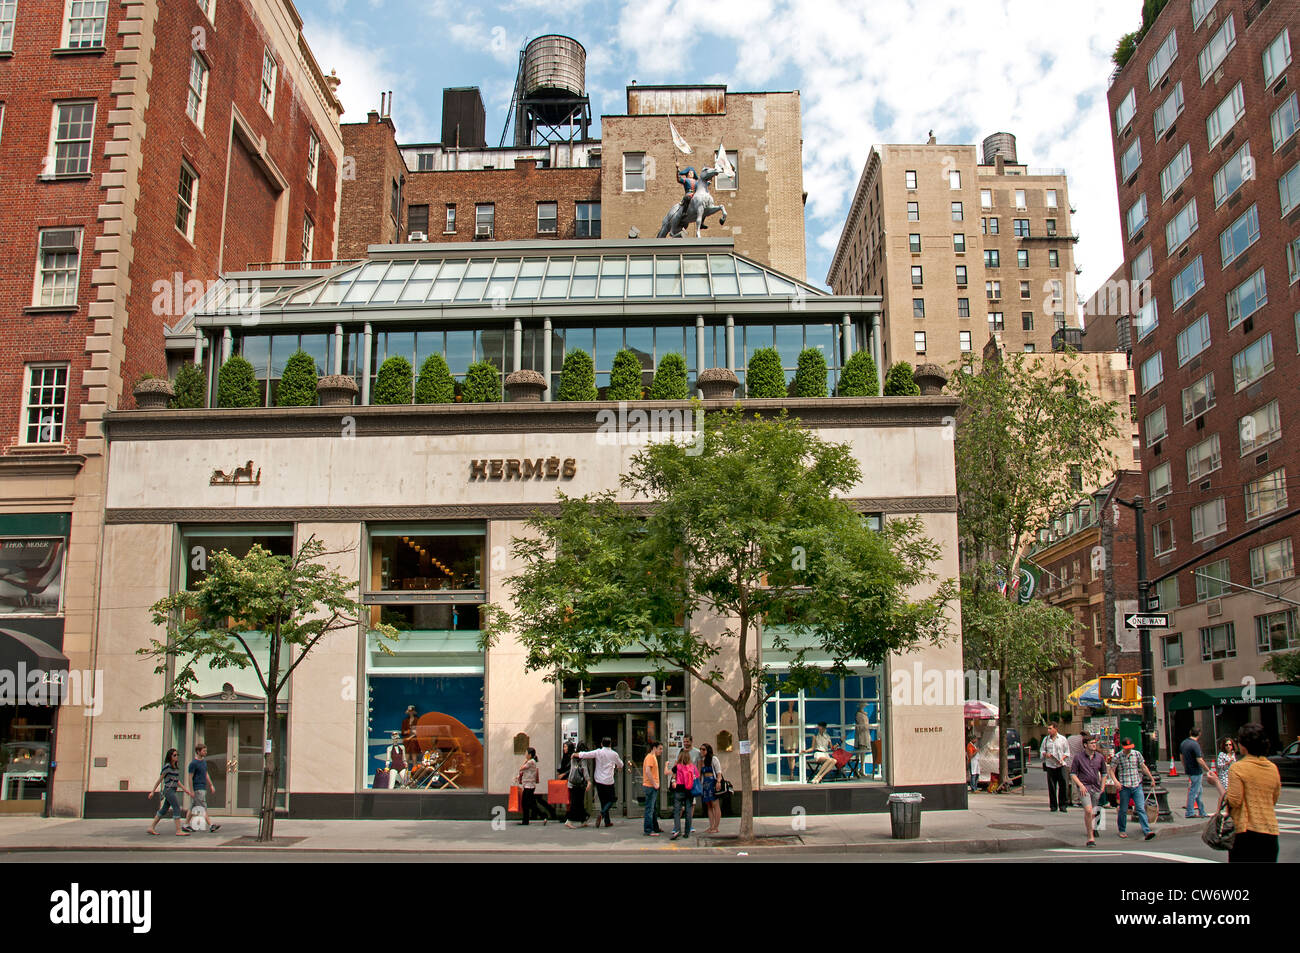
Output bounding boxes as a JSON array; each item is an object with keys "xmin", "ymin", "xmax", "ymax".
[
  {"xmin": 826, "ymin": 147, "xmax": 882, "ymax": 288},
  {"xmin": 0, "ymin": 453, "xmax": 87, "ymax": 479},
  {"xmin": 102, "ymin": 396, "xmax": 961, "ymax": 442}
]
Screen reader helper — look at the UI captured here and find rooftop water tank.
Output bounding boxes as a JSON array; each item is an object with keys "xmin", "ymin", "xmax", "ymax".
[{"xmin": 982, "ymin": 132, "xmax": 1018, "ymax": 165}]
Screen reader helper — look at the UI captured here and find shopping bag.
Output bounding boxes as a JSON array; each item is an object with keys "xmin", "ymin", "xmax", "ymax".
[
  {"xmin": 507, "ymin": 785, "xmax": 521, "ymax": 814},
  {"xmin": 546, "ymin": 779, "xmax": 570, "ymax": 806},
  {"xmin": 373, "ymin": 769, "xmax": 390, "ymax": 789},
  {"xmin": 1094, "ymin": 804, "xmax": 1106, "ymax": 832}
]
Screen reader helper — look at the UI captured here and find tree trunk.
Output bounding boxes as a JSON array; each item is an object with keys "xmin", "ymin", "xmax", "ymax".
[
  {"xmin": 259, "ymin": 696, "xmax": 280, "ymax": 842},
  {"xmin": 734, "ymin": 702, "xmax": 754, "ymax": 842},
  {"xmin": 998, "ymin": 649, "xmax": 1009, "ymax": 787}
]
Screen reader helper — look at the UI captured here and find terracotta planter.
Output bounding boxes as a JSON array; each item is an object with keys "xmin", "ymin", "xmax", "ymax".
[
  {"xmin": 133, "ymin": 378, "xmax": 174, "ymax": 410},
  {"xmin": 504, "ymin": 369, "xmax": 547, "ymax": 403},
  {"xmin": 697, "ymin": 367, "xmax": 739, "ymax": 400},
  {"xmin": 316, "ymin": 374, "xmax": 358, "ymax": 407},
  {"xmin": 912, "ymin": 363, "xmax": 948, "ymax": 396}
]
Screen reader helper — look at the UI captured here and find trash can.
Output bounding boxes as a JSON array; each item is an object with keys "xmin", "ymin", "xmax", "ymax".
[{"xmin": 888, "ymin": 792, "xmax": 924, "ymax": 839}]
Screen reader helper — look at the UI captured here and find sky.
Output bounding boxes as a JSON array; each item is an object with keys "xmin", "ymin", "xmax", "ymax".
[{"xmin": 298, "ymin": 0, "xmax": 1142, "ymax": 294}]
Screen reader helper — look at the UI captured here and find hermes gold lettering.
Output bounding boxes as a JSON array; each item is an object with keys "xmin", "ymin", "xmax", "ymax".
[
  {"xmin": 468, "ymin": 458, "xmax": 579, "ymax": 481},
  {"xmin": 913, "ymin": 726, "xmax": 944, "ymax": 733}
]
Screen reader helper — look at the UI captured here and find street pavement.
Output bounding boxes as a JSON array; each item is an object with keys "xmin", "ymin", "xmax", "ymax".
[{"xmin": 4, "ymin": 769, "xmax": 1292, "ymax": 860}]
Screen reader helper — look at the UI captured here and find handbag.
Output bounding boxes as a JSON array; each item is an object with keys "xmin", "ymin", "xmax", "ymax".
[
  {"xmin": 690, "ymin": 774, "xmax": 703, "ymax": 797},
  {"xmin": 1201, "ymin": 802, "xmax": 1236, "ymax": 851},
  {"xmin": 507, "ymin": 785, "xmax": 521, "ymax": 814},
  {"xmin": 546, "ymin": 778, "xmax": 570, "ymax": 806},
  {"xmin": 373, "ymin": 768, "xmax": 390, "ymax": 789}
]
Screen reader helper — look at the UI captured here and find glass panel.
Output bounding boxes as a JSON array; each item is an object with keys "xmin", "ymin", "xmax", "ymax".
[
  {"xmin": 654, "ymin": 256, "xmax": 682, "ymax": 296},
  {"xmin": 623, "ymin": 326, "xmax": 654, "ymax": 371},
  {"xmin": 570, "ymin": 257, "xmax": 599, "ymax": 298},
  {"xmin": 485, "ymin": 259, "xmax": 519, "ymax": 301},
  {"xmin": 683, "ymin": 256, "xmax": 710, "ymax": 296},
  {"xmin": 430, "ymin": 259, "xmax": 467, "ymax": 301},
  {"xmin": 541, "ymin": 258, "xmax": 574, "ymax": 298},
  {"xmin": 564, "ymin": 328, "xmax": 593, "ymax": 357},
  {"xmin": 414, "ymin": 331, "xmax": 443, "ymax": 368},
  {"xmin": 655, "ymin": 326, "xmax": 686, "ymax": 362},
  {"xmin": 369, "ymin": 530, "xmax": 485, "ymax": 591},
  {"xmin": 737, "ymin": 260, "xmax": 768, "ymax": 295},
  {"xmin": 744, "ymin": 325, "xmax": 774, "ymax": 361},
  {"xmin": 775, "ymin": 324, "xmax": 803, "ymax": 365},
  {"xmin": 299, "ymin": 334, "xmax": 328, "ymax": 374},
  {"xmin": 365, "ymin": 675, "xmax": 485, "ymax": 791},
  {"xmin": 399, "ymin": 262, "xmax": 439, "ymax": 302},
  {"xmin": 594, "ymin": 326, "xmax": 622, "ymax": 368},
  {"xmin": 239, "ymin": 335, "xmax": 271, "ymax": 377},
  {"xmin": 372, "ymin": 260, "xmax": 413, "ymax": 303},
  {"xmin": 513, "ymin": 258, "xmax": 545, "ymax": 300},
  {"xmin": 454, "ymin": 259, "xmax": 493, "ymax": 302},
  {"xmin": 342, "ymin": 260, "xmax": 390, "ymax": 303},
  {"xmin": 805, "ymin": 323, "xmax": 836, "ymax": 365},
  {"xmin": 767, "ymin": 273, "xmax": 798, "ymax": 296},
  {"xmin": 478, "ymin": 329, "xmax": 507, "ymax": 372},
  {"xmin": 385, "ymin": 331, "xmax": 415, "ymax": 365},
  {"xmin": 445, "ymin": 331, "xmax": 474, "ymax": 376},
  {"xmin": 709, "ymin": 255, "xmax": 740, "ymax": 295},
  {"xmin": 627, "ymin": 257, "xmax": 653, "ymax": 297},
  {"xmin": 314, "ymin": 274, "xmax": 351, "ymax": 306},
  {"xmin": 598, "ymin": 256, "xmax": 627, "ymax": 297}
]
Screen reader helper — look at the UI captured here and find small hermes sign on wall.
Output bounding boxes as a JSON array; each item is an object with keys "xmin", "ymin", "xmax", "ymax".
[
  {"xmin": 469, "ymin": 457, "xmax": 577, "ymax": 481},
  {"xmin": 210, "ymin": 460, "xmax": 261, "ymax": 485}
]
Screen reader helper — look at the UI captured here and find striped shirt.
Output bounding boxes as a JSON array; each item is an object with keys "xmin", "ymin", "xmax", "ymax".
[{"xmin": 160, "ymin": 764, "xmax": 180, "ymax": 791}]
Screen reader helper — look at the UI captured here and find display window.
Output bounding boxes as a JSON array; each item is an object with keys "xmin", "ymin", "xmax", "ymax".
[
  {"xmin": 763, "ymin": 673, "xmax": 883, "ymax": 785},
  {"xmin": 368, "ymin": 524, "xmax": 484, "ymax": 592},
  {"xmin": 0, "ymin": 537, "xmax": 65, "ymax": 616}
]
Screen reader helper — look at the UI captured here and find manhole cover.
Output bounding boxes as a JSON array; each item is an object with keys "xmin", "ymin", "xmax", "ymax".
[{"xmin": 987, "ymin": 823, "xmax": 1042, "ymax": 831}]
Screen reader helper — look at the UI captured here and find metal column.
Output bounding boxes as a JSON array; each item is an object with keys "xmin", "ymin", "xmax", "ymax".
[{"xmin": 361, "ymin": 322, "xmax": 373, "ymax": 405}]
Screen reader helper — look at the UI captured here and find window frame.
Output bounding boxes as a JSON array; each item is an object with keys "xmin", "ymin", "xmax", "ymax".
[
  {"xmin": 176, "ymin": 159, "xmax": 199, "ymax": 242},
  {"xmin": 1244, "ymin": 467, "xmax": 1287, "ymax": 521},
  {"xmin": 307, "ymin": 129, "xmax": 320, "ymax": 189},
  {"xmin": 1232, "ymin": 333, "xmax": 1274, "ymax": 392},
  {"xmin": 1186, "ymin": 432, "xmax": 1222, "ymax": 482},
  {"xmin": 1263, "ymin": 28, "xmax": 1292, "ymax": 86},
  {"xmin": 1145, "ymin": 404, "xmax": 1168, "ymax": 445},
  {"xmin": 1250, "ymin": 539, "xmax": 1295, "ymax": 588},
  {"xmin": 575, "ymin": 201, "xmax": 600, "ymax": 238},
  {"xmin": 1170, "ymin": 256, "xmax": 1205, "ymax": 310},
  {"xmin": 1126, "ymin": 193, "xmax": 1148, "ymax": 239},
  {"xmin": 1240, "ymin": 399, "xmax": 1282, "ymax": 456},
  {"xmin": 1191, "ymin": 498, "xmax": 1228, "ymax": 543},
  {"xmin": 1199, "ymin": 623, "xmax": 1236, "ymax": 662},
  {"xmin": 1220, "ymin": 204, "xmax": 1260, "ymax": 267},
  {"xmin": 1205, "ymin": 82, "xmax": 1245, "ymax": 150},
  {"xmin": 1120, "ymin": 139, "xmax": 1142, "ymax": 181},
  {"xmin": 1176, "ymin": 313, "xmax": 1211, "ymax": 366},
  {"xmin": 1140, "ymin": 350, "xmax": 1164, "ymax": 393},
  {"xmin": 260, "ymin": 47, "xmax": 277, "ymax": 117},
  {"xmin": 1165, "ymin": 198, "xmax": 1199, "ymax": 256},
  {"xmin": 47, "ymin": 100, "xmax": 96, "ymax": 178},
  {"xmin": 475, "ymin": 203, "xmax": 495, "ymax": 237},
  {"xmin": 536, "ymin": 201, "xmax": 558, "ymax": 235},
  {"xmin": 20, "ymin": 363, "xmax": 70, "ymax": 446},
  {"xmin": 301, "ymin": 212, "xmax": 314, "ymax": 263},
  {"xmin": 1182, "ymin": 372, "xmax": 1216, "ymax": 423},
  {"xmin": 1148, "ymin": 30, "xmax": 1179, "ymax": 89},
  {"xmin": 1159, "ymin": 142, "xmax": 1193, "ymax": 201},
  {"xmin": 1198, "ymin": 15, "xmax": 1237, "ymax": 85},
  {"xmin": 1214, "ymin": 142, "xmax": 1252, "ymax": 208},
  {"xmin": 186, "ymin": 52, "xmax": 209, "ymax": 130},
  {"xmin": 1116, "ymin": 88, "xmax": 1137, "ymax": 133},
  {"xmin": 0, "ymin": 1, "xmax": 15, "ymax": 54},
  {"xmin": 62, "ymin": 0, "xmax": 108, "ymax": 49},
  {"xmin": 1270, "ymin": 93, "xmax": 1299, "ymax": 152},
  {"xmin": 32, "ymin": 227, "xmax": 83, "ymax": 307},
  {"xmin": 1226, "ymin": 267, "xmax": 1267, "ymax": 330}
]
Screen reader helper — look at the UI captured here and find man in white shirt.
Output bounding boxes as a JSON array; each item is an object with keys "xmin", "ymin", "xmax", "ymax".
[
  {"xmin": 1041, "ymin": 723, "xmax": 1071, "ymax": 813},
  {"xmin": 577, "ymin": 737, "xmax": 626, "ymax": 828}
]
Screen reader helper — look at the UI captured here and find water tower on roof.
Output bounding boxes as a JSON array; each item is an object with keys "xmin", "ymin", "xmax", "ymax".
[{"xmin": 501, "ymin": 35, "xmax": 592, "ymax": 147}]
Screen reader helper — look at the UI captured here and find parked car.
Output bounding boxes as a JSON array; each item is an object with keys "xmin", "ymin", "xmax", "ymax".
[{"xmin": 1269, "ymin": 740, "xmax": 1300, "ymax": 785}]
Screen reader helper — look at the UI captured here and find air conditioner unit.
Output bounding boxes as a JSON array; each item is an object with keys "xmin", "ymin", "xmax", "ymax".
[
  {"xmin": 39, "ymin": 229, "xmax": 80, "ymax": 252},
  {"xmin": 1168, "ymin": 669, "xmax": 1177, "ymax": 686},
  {"xmin": 407, "ymin": 231, "xmax": 427, "ymax": 242},
  {"xmin": 1206, "ymin": 598, "xmax": 1222, "ymax": 618},
  {"xmin": 475, "ymin": 224, "xmax": 493, "ymax": 238},
  {"xmin": 1211, "ymin": 662, "xmax": 1225, "ymax": 681}
]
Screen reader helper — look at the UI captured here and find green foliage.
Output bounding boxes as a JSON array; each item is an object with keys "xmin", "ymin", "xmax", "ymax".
[
  {"xmin": 462, "ymin": 360, "xmax": 502, "ymax": 402},
  {"xmin": 649, "ymin": 352, "xmax": 689, "ymax": 400},
  {"xmin": 276, "ymin": 350, "xmax": 319, "ymax": 406},
  {"xmin": 1264, "ymin": 650, "xmax": 1300, "ymax": 685},
  {"xmin": 170, "ymin": 361, "xmax": 207, "ymax": 409},
  {"xmin": 482, "ymin": 407, "xmax": 957, "ymax": 840},
  {"xmin": 1112, "ymin": 0, "xmax": 1169, "ymax": 68},
  {"xmin": 746, "ymin": 347, "xmax": 786, "ymax": 398},
  {"xmin": 837, "ymin": 350, "xmax": 879, "ymax": 397},
  {"xmin": 1113, "ymin": 31, "xmax": 1139, "ymax": 67},
  {"xmin": 557, "ymin": 349, "xmax": 598, "ymax": 401},
  {"xmin": 415, "ymin": 354, "xmax": 456, "ymax": 404},
  {"xmin": 607, "ymin": 349, "xmax": 645, "ymax": 401},
  {"xmin": 793, "ymin": 348, "xmax": 828, "ymax": 398},
  {"xmin": 216, "ymin": 355, "xmax": 260, "ymax": 408},
  {"xmin": 373, "ymin": 356, "xmax": 413, "ymax": 405},
  {"xmin": 883, "ymin": 362, "xmax": 920, "ymax": 396},
  {"xmin": 142, "ymin": 536, "xmax": 397, "ymax": 841}
]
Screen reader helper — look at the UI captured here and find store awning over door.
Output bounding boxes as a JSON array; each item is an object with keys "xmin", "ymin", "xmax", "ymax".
[
  {"xmin": 1166, "ymin": 685, "xmax": 1300, "ymax": 712},
  {"xmin": 0, "ymin": 628, "xmax": 70, "ymax": 705}
]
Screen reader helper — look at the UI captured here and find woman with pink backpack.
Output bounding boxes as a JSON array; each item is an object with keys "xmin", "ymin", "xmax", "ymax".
[{"xmin": 669, "ymin": 748, "xmax": 700, "ymax": 840}]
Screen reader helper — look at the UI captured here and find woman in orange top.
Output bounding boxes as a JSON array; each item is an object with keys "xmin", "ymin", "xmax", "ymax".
[{"xmin": 1225, "ymin": 723, "xmax": 1281, "ymax": 863}]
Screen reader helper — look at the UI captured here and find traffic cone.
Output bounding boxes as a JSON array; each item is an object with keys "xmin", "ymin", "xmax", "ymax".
[{"xmin": 1167, "ymin": 760, "xmax": 1178, "ymax": 777}]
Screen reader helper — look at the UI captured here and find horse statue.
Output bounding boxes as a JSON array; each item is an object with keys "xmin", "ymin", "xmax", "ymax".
[{"xmin": 658, "ymin": 162, "xmax": 728, "ymax": 238}]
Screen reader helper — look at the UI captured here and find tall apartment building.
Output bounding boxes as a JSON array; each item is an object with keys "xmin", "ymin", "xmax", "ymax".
[
  {"xmin": 1106, "ymin": 0, "xmax": 1300, "ymax": 758},
  {"xmin": 0, "ymin": 0, "xmax": 343, "ymax": 815},
  {"xmin": 827, "ymin": 134, "xmax": 1079, "ymax": 373}
]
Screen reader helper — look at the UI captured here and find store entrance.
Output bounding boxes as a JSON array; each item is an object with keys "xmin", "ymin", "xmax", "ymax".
[
  {"xmin": 584, "ymin": 713, "xmax": 662, "ymax": 818},
  {"xmin": 177, "ymin": 711, "xmax": 287, "ymax": 815}
]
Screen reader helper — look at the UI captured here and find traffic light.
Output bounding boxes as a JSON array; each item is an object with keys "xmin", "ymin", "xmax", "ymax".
[{"xmin": 1122, "ymin": 677, "xmax": 1139, "ymax": 705}]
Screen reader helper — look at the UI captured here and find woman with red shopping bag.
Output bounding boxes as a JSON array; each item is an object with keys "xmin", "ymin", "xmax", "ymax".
[{"xmin": 515, "ymin": 747, "xmax": 554, "ymax": 825}]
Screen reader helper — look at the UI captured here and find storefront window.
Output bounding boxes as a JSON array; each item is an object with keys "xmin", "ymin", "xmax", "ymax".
[
  {"xmin": 368, "ymin": 525, "xmax": 484, "ymax": 592},
  {"xmin": 0, "ymin": 537, "xmax": 65, "ymax": 615},
  {"xmin": 763, "ymin": 673, "xmax": 883, "ymax": 785}
]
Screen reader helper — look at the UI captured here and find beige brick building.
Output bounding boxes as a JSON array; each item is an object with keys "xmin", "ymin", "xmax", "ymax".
[
  {"xmin": 600, "ymin": 86, "xmax": 807, "ymax": 280},
  {"xmin": 827, "ymin": 134, "xmax": 1079, "ymax": 373}
]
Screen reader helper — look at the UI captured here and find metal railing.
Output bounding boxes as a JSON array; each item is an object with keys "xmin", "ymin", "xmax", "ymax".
[{"xmin": 245, "ymin": 259, "xmax": 362, "ymax": 272}]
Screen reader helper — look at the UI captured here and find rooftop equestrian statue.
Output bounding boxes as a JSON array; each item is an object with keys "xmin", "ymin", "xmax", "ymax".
[{"xmin": 658, "ymin": 158, "xmax": 728, "ymax": 238}]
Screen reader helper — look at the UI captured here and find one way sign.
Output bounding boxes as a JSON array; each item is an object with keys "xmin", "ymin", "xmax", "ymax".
[{"xmin": 1124, "ymin": 613, "xmax": 1170, "ymax": 628}]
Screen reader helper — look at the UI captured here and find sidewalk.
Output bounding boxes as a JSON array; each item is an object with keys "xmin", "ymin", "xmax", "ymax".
[{"xmin": 0, "ymin": 783, "xmax": 1210, "ymax": 855}]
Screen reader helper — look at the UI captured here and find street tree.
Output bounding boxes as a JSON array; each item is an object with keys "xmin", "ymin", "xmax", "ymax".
[
  {"xmin": 949, "ymin": 350, "xmax": 1120, "ymax": 781},
  {"xmin": 483, "ymin": 407, "xmax": 956, "ymax": 841},
  {"xmin": 142, "ymin": 536, "xmax": 395, "ymax": 841}
]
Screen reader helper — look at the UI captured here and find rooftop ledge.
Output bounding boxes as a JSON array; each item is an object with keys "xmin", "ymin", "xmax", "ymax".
[{"xmin": 103, "ymin": 396, "xmax": 961, "ymax": 442}]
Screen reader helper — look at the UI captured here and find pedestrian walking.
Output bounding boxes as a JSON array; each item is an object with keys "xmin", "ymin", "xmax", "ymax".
[
  {"xmin": 147, "ymin": 748, "xmax": 194, "ymax": 836},
  {"xmin": 577, "ymin": 736, "xmax": 625, "ymax": 828},
  {"xmin": 1225, "ymin": 723, "xmax": 1281, "ymax": 864},
  {"xmin": 565, "ymin": 742, "xmax": 591, "ymax": 828},
  {"xmin": 1179, "ymin": 727, "xmax": 1210, "ymax": 818},
  {"xmin": 183, "ymin": 743, "xmax": 221, "ymax": 833},
  {"xmin": 515, "ymin": 747, "xmax": 553, "ymax": 825},
  {"xmin": 1212, "ymin": 737, "xmax": 1236, "ymax": 797},
  {"xmin": 642, "ymin": 741, "xmax": 664, "ymax": 836},
  {"xmin": 966, "ymin": 736, "xmax": 980, "ymax": 792},
  {"xmin": 670, "ymin": 748, "xmax": 699, "ymax": 840},
  {"xmin": 1109, "ymin": 739, "xmax": 1156, "ymax": 841},
  {"xmin": 1068, "ymin": 734, "xmax": 1107, "ymax": 847},
  {"xmin": 699, "ymin": 743, "xmax": 723, "ymax": 833},
  {"xmin": 1040, "ymin": 723, "xmax": 1070, "ymax": 813}
]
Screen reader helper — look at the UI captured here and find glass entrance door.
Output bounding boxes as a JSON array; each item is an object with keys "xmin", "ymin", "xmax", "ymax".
[
  {"xmin": 584, "ymin": 713, "xmax": 664, "ymax": 817},
  {"xmin": 193, "ymin": 714, "xmax": 283, "ymax": 815}
]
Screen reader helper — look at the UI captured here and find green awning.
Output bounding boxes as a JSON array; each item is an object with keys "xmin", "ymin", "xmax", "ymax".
[{"xmin": 1166, "ymin": 684, "xmax": 1300, "ymax": 711}]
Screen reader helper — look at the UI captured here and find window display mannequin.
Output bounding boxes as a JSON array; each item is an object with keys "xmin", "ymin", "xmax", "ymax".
[
  {"xmin": 386, "ymin": 731, "xmax": 409, "ymax": 788},
  {"xmin": 804, "ymin": 723, "xmax": 836, "ymax": 783},
  {"xmin": 854, "ymin": 704, "xmax": 872, "ymax": 777},
  {"xmin": 779, "ymin": 701, "xmax": 799, "ymax": 779},
  {"xmin": 401, "ymin": 706, "xmax": 421, "ymax": 765}
]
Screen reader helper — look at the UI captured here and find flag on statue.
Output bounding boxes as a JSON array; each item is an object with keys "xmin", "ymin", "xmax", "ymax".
[
  {"xmin": 714, "ymin": 143, "xmax": 735, "ymax": 179},
  {"xmin": 669, "ymin": 119, "xmax": 691, "ymax": 154}
]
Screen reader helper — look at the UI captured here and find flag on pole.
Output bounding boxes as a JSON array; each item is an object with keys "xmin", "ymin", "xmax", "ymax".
[
  {"xmin": 669, "ymin": 119, "xmax": 691, "ymax": 154},
  {"xmin": 714, "ymin": 142, "xmax": 735, "ymax": 178}
]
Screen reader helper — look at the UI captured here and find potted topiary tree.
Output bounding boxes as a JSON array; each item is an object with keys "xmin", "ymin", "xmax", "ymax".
[
  {"xmin": 169, "ymin": 361, "xmax": 206, "ymax": 408},
  {"xmin": 462, "ymin": 360, "xmax": 502, "ymax": 402},
  {"xmin": 373, "ymin": 356, "xmax": 414, "ymax": 405},
  {"xmin": 556, "ymin": 349, "xmax": 598, "ymax": 401},
  {"xmin": 607, "ymin": 348, "xmax": 645, "ymax": 401},
  {"xmin": 133, "ymin": 373, "xmax": 174, "ymax": 410},
  {"xmin": 836, "ymin": 350, "xmax": 879, "ymax": 396},
  {"xmin": 415, "ymin": 354, "xmax": 456, "ymax": 403},
  {"xmin": 746, "ymin": 347, "xmax": 785, "ymax": 398},
  {"xmin": 793, "ymin": 347, "xmax": 828, "ymax": 398},
  {"xmin": 276, "ymin": 349, "xmax": 319, "ymax": 406},
  {"xmin": 697, "ymin": 367, "xmax": 739, "ymax": 399},
  {"xmin": 216, "ymin": 355, "xmax": 261, "ymax": 408},
  {"xmin": 649, "ymin": 352, "xmax": 689, "ymax": 400},
  {"xmin": 883, "ymin": 361, "xmax": 921, "ymax": 396}
]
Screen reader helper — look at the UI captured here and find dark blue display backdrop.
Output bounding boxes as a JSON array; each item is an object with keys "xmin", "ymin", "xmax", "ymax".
[{"xmin": 366, "ymin": 675, "xmax": 484, "ymax": 787}]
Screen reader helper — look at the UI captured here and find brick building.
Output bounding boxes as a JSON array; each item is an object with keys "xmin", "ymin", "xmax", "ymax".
[
  {"xmin": 0, "ymin": 0, "xmax": 343, "ymax": 815},
  {"xmin": 1105, "ymin": 0, "xmax": 1300, "ymax": 758},
  {"xmin": 1026, "ymin": 470, "xmax": 1145, "ymax": 745},
  {"xmin": 827, "ymin": 134, "xmax": 1081, "ymax": 375}
]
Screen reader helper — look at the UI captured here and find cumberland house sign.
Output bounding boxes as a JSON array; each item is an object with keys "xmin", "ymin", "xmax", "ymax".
[{"xmin": 469, "ymin": 457, "xmax": 578, "ymax": 481}]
